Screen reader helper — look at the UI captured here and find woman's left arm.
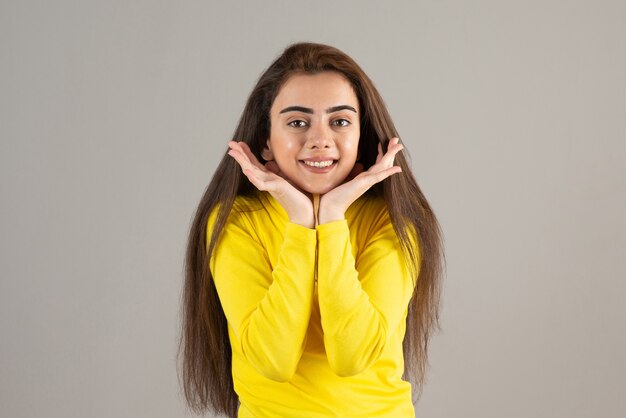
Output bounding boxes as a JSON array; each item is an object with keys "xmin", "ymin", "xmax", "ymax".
[
  {"xmin": 316, "ymin": 207, "xmax": 418, "ymax": 377},
  {"xmin": 316, "ymin": 137, "xmax": 417, "ymax": 376}
]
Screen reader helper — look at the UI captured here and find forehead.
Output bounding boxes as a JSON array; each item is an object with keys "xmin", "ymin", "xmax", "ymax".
[{"xmin": 272, "ymin": 71, "xmax": 359, "ymax": 111}]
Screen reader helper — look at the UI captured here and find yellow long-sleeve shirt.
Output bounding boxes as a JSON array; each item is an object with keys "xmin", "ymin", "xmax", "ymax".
[{"xmin": 207, "ymin": 191, "xmax": 419, "ymax": 417}]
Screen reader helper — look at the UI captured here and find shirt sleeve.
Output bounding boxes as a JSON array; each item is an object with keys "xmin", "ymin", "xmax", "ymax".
[
  {"xmin": 316, "ymin": 206, "xmax": 418, "ymax": 377},
  {"xmin": 208, "ymin": 209, "xmax": 317, "ymax": 382}
]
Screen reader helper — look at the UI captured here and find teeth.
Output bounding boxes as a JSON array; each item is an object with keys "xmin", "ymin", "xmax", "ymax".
[{"xmin": 303, "ymin": 160, "xmax": 334, "ymax": 168}]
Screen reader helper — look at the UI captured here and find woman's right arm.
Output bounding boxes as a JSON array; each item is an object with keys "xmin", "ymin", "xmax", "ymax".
[{"xmin": 207, "ymin": 206, "xmax": 316, "ymax": 383}]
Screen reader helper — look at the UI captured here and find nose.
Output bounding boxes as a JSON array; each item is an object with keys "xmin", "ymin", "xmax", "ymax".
[{"xmin": 305, "ymin": 121, "xmax": 333, "ymax": 149}]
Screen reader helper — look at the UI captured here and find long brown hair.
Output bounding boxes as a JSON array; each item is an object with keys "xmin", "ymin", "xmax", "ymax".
[{"xmin": 178, "ymin": 42, "xmax": 445, "ymax": 417}]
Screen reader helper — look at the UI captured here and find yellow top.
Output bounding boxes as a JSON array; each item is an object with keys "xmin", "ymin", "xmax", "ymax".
[{"xmin": 207, "ymin": 191, "xmax": 419, "ymax": 418}]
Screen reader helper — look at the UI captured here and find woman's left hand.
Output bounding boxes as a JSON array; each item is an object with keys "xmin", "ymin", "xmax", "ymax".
[{"xmin": 318, "ymin": 137, "xmax": 404, "ymax": 224}]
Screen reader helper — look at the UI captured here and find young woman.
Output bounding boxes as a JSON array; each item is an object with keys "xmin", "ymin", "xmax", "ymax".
[{"xmin": 180, "ymin": 42, "xmax": 445, "ymax": 417}]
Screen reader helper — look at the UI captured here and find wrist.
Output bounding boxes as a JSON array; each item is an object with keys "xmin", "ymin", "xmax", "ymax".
[
  {"xmin": 317, "ymin": 206, "xmax": 345, "ymax": 225},
  {"xmin": 288, "ymin": 212, "xmax": 315, "ymax": 229}
]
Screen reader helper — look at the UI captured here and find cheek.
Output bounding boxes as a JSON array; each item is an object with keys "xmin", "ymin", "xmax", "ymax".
[
  {"xmin": 282, "ymin": 140, "xmax": 299, "ymax": 153},
  {"xmin": 341, "ymin": 137, "xmax": 360, "ymax": 159},
  {"xmin": 271, "ymin": 131, "xmax": 301, "ymax": 157}
]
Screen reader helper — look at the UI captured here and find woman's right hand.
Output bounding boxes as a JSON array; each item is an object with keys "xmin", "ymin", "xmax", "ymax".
[{"xmin": 228, "ymin": 141, "xmax": 314, "ymax": 228}]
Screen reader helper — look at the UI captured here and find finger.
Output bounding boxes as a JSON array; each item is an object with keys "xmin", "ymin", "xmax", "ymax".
[
  {"xmin": 230, "ymin": 151, "xmax": 283, "ymax": 192},
  {"xmin": 361, "ymin": 165, "xmax": 402, "ymax": 187},
  {"xmin": 366, "ymin": 152, "xmax": 403, "ymax": 176},
  {"xmin": 244, "ymin": 168, "xmax": 288, "ymax": 193},
  {"xmin": 243, "ymin": 168, "xmax": 266, "ymax": 191},
  {"xmin": 229, "ymin": 142, "xmax": 276, "ymax": 177},
  {"xmin": 228, "ymin": 140, "xmax": 245, "ymax": 154},
  {"xmin": 374, "ymin": 138, "xmax": 401, "ymax": 162},
  {"xmin": 238, "ymin": 142, "xmax": 266, "ymax": 170},
  {"xmin": 228, "ymin": 141, "xmax": 264, "ymax": 172},
  {"xmin": 389, "ymin": 138, "xmax": 403, "ymax": 154},
  {"xmin": 227, "ymin": 148, "xmax": 255, "ymax": 172},
  {"xmin": 385, "ymin": 137, "xmax": 402, "ymax": 152},
  {"xmin": 341, "ymin": 165, "xmax": 401, "ymax": 202},
  {"xmin": 376, "ymin": 142, "xmax": 383, "ymax": 164},
  {"xmin": 377, "ymin": 139, "xmax": 404, "ymax": 168},
  {"xmin": 241, "ymin": 166, "xmax": 273, "ymax": 190},
  {"xmin": 382, "ymin": 142, "xmax": 404, "ymax": 163}
]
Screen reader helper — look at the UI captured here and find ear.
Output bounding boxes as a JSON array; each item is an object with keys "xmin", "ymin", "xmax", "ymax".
[{"xmin": 261, "ymin": 140, "xmax": 274, "ymax": 161}]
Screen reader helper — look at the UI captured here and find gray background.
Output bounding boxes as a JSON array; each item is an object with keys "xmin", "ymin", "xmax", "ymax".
[{"xmin": 1, "ymin": 1, "xmax": 625, "ymax": 417}]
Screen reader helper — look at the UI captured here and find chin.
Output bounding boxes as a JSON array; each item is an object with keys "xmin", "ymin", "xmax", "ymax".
[
  {"xmin": 307, "ymin": 187, "xmax": 333, "ymax": 195},
  {"xmin": 299, "ymin": 183, "xmax": 341, "ymax": 195}
]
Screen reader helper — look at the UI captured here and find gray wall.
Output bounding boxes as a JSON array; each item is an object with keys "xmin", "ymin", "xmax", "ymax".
[{"xmin": 1, "ymin": 1, "xmax": 624, "ymax": 417}]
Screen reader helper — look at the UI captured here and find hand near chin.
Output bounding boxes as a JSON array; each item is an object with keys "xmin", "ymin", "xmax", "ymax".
[
  {"xmin": 227, "ymin": 141, "xmax": 314, "ymax": 228},
  {"xmin": 318, "ymin": 138, "xmax": 404, "ymax": 224}
]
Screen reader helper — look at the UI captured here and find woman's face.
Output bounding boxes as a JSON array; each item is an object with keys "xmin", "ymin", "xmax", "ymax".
[{"xmin": 264, "ymin": 71, "xmax": 360, "ymax": 195}]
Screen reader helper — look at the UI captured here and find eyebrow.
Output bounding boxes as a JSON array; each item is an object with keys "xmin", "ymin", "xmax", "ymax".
[{"xmin": 278, "ymin": 105, "xmax": 358, "ymax": 114}]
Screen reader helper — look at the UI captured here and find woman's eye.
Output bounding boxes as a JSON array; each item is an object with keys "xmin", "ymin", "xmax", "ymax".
[
  {"xmin": 288, "ymin": 120, "xmax": 307, "ymax": 128},
  {"xmin": 332, "ymin": 119, "xmax": 351, "ymax": 127}
]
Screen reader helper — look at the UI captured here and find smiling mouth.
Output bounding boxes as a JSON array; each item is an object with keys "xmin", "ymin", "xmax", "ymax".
[{"xmin": 301, "ymin": 160, "xmax": 337, "ymax": 168}]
